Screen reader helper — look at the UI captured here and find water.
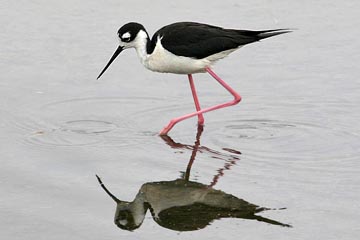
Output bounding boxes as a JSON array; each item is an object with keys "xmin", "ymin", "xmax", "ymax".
[{"xmin": 1, "ymin": 1, "xmax": 360, "ymax": 239}]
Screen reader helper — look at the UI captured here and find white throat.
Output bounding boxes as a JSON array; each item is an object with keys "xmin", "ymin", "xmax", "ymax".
[
  {"xmin": 129, "ymin": 191, "xmax": 147, "ymax": 226},
  {"xmin": 132, "ymin": 30, "xmax": 150, "ymax": 67}
]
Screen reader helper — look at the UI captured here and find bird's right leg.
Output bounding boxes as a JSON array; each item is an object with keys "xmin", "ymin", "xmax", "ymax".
[{"xmin": 188, "ymin": 74, "xmax": 205, "ymax": 125}]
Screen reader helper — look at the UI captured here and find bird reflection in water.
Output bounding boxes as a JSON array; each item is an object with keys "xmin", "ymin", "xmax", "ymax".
[{"xmin": 96, "ymin": 126, "xmax": 291, "ymax": 231}]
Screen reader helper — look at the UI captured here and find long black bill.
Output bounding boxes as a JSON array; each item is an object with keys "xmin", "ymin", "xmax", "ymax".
[{"xmin": 97, "ymin": 46, "xmax": 124, "ymax": 79}]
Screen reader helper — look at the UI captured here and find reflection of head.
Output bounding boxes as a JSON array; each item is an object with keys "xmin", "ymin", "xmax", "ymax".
[
  {"xmin": 96, "ymin": 175, "xmax": 147, "ymax": 231},
  {"xmin": 114, "ymin": 202, "xmax": 145, "ymax": 231}
]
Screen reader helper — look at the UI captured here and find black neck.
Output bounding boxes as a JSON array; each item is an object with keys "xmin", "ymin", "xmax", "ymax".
[{"xmin": 146, "ymin": 33, "xmax": 157, "ymax": 55}]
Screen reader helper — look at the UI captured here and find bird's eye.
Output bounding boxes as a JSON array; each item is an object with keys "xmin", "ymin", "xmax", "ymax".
[
  {"xmin": 118, "ymin": 211, "xmax": 129, "ymax": 220},
  {"xmin": 121, "ymin": 32, "xmax": 131, "ymax": 42},
  {"xmin": 122, "ymin": 37, "xmax": 131, "ymax": 42}
]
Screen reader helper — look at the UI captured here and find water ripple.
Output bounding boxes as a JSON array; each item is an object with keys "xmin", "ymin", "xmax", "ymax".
[
  {"xmin": 207, "ymin": 118, "xmax": 360, "ymax": 163},
  {"xmin": 18, "ymin": 96, "xmax": 171, "ymax": 147}
]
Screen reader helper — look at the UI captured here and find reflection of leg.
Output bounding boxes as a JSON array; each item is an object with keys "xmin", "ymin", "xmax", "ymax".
[
  {"xmin": 184, "ymin": 125, "xmax": 203, "ymax": 181},
  {"xmin": 188, "ymin": 74, "xmax": 205, "ymax": 125},
  {"xmin": 159, "ymin": 68, "xmax": 241, "ymax": 135},
  {"xmin": 208, "ymin": 160, "xmax": 236, "ymax": 188}
]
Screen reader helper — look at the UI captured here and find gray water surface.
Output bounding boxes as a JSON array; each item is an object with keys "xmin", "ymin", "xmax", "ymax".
[{"xmin": 1, "ymin": 1, "xmax": 360, "ymax": 239}]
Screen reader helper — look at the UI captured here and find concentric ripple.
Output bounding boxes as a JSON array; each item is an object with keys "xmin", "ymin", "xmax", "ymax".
[
  {"xmin": 221, "ymin": 119, "xmax": 297, "ymax": 140},
  {"xmin": 19, "ymin": 96, "xmax": 182, "ymax": 147},
  {"xmin": 207, "ymin": 118, "xmax": 360, "ymax": 163},
  {"xmin": 25, "ymin": 120, "xmax": 119, "ymax": 146},
  {"xmin": 59, "ymin": 120, "xmax": 117, "ymax": 134}
]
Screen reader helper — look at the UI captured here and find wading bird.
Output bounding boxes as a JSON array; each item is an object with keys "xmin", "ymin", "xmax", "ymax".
[{"xmin": 97, "ymin": 22, "xmax": 290, "ymax": 135}]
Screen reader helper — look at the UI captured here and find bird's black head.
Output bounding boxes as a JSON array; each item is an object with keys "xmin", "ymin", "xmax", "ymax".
[
  {"xmin": 97, "ymin": 22, "xmax": 147, "ymax": 79},
  {"xmin": 118, "ymin": 22, "xmax": 146, "ymax": 43}
]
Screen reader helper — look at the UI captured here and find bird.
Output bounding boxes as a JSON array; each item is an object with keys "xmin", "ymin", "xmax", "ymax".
[
  {"xmin": 97, "ymin": 22, "xmax": 290, "ymax": 135},
  {"xmin": 96, "ymin": 176, "xmax": 291, "ymax": 231}
]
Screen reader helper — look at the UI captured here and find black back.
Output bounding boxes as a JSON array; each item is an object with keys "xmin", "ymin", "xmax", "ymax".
[{"xmin": 147, "ymin": 22, "xmax": 289, "ymax": 59}]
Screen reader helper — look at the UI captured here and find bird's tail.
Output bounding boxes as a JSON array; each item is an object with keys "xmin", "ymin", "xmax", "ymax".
[{"xmin": 257, "ymin": 29, "xmax": 292, "ymax": 40}]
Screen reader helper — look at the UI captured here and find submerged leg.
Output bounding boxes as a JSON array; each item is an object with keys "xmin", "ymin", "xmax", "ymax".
[
  {"xmin": 188, "ymin": 74, "xmax": 205, "ymax": 125},
  {"xmin": 159, "ymin": 67, "xmax": 242, "ymax": 135}
]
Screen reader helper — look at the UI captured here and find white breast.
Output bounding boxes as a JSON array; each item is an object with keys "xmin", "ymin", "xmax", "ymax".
[{"xmin": 143, "ymin": 38, "xmax": 210, "ymax": 74}]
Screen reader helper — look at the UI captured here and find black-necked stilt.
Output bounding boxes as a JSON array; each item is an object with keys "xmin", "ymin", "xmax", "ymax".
[
  {"xmin": 97, "ymin": 22, "xmax": 290, "ymax": 135},
  {"xmin": 96, "ymin": 175, "xmax": 291, "ymax": 231}
]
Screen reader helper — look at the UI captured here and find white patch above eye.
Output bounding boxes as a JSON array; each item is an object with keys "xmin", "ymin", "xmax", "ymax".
[{"xmin": 121, "ymin": 32, "xmax": 131, "ymax": 39}]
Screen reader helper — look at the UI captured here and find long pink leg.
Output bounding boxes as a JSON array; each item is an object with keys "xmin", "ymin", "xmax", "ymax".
[
  {"xmin": 159, "ymin": 67, "xmax": 242, "ymax": 135},
  {"xmin": 188, "ymin": 74, "xmax": 205, "ymax": 125}
]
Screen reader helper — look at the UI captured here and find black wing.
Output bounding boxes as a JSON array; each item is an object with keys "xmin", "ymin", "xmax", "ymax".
[{"xmin": 148, "ymin": 22, "xmax": 290, "ymax": 59}]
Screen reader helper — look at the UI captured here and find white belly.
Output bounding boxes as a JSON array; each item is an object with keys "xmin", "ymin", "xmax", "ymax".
[{"xmin": 141, "ymin": 40, "xmax": 238, "ymax": 74}]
